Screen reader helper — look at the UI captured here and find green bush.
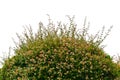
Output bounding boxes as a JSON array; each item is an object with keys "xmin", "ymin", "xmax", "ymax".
[{"xmin": 0, "ymin": 16, "xmax": 120, "ymax": 80}]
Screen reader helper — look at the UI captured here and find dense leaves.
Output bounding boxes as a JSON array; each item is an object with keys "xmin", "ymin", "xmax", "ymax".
[{"xmin": 0, "ymin": 16, "xmax": 120, "ymax": 80}]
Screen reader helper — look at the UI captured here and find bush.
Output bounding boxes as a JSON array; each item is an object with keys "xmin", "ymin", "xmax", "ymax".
[{"xmin": 0, "ymin": 16, "xmax": 120, "ymax": 80}]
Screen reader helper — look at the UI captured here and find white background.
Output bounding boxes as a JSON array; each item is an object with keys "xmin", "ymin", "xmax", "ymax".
[{"xmin": 0, "ymin": 0, "xmax": 120, "ymax": 66}]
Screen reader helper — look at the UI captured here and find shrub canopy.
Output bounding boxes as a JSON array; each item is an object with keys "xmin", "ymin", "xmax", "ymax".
[{"xmin": 0, "ymin": 16, "xmax": 120, "ymax": 80}]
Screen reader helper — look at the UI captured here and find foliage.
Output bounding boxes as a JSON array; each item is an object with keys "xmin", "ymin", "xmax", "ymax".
[
  {"xmin": 113, "ymin": 54, "xmax": 120, "ymax": 80},
  {"xmin": 0, "ymin": 16, "xmax": 120, "ymax": 80}
]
